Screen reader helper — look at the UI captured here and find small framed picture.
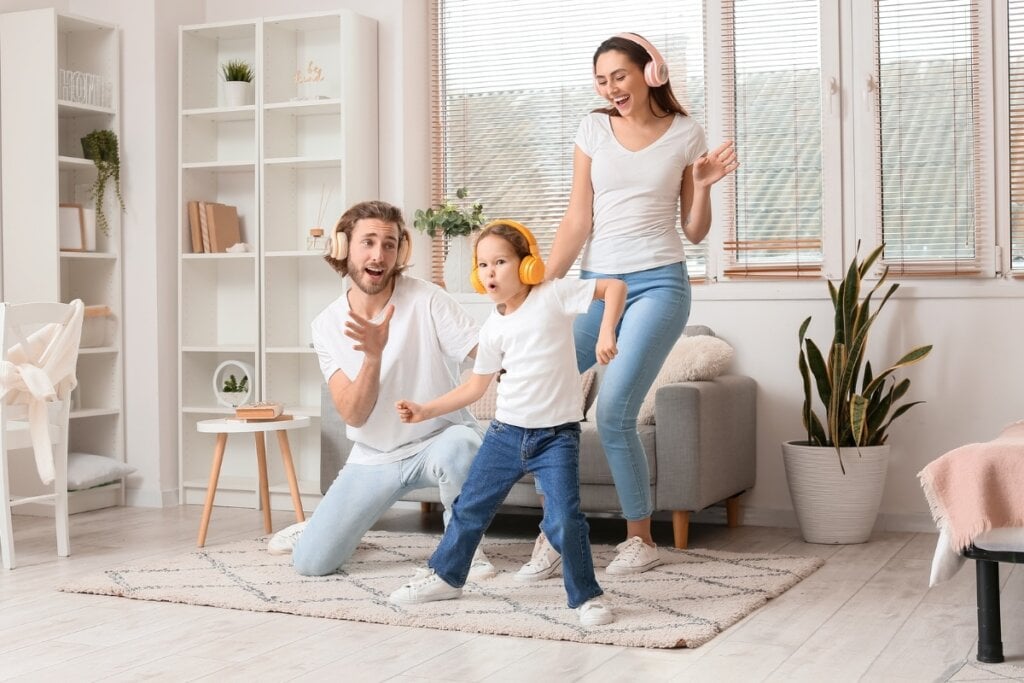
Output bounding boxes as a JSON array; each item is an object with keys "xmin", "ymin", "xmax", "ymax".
[{"xmin": 59, "ymin": 203, "xmax": 96, "ymax": 252}]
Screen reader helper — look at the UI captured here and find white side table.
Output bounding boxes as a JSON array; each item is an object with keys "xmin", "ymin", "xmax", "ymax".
[{"xmin": 195, "ymin": 415, "xmax": 310, "ymax": 547}]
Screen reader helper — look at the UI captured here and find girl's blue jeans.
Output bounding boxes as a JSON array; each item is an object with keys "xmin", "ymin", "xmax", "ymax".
[
  {"xmin": 562, "ymin": 261, "xmax": 692, "ymax": 521},
  {"xmin": 429, "ymin": 420, "xmax": 603, "ymax": 609}
]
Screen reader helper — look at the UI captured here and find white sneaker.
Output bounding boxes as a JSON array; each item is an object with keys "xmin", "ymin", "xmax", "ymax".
[
  {"xmin": 605, "ymin": 536, "xmax": 662, "ymax": 575},
  {"xmin": 578, "ymin": 598, "xmax": 615, "ymax": 626},
  {"xmin": 267, "ymin": 521, "xmax": 308, "ymax": 556},
  {"xmin": 515, "ymin": 532, "xmax": 562, "ymax": 582},
  {"xmin": 468, "ymin": 547, "xmax": 497, "ymax": 580},
  {"xmin": 389, "ymin": 568, "xmax": 462, "ymax": 605}
]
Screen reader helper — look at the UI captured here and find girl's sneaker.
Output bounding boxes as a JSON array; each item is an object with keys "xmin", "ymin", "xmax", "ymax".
[
  {"xmin": 469, "ymin": 547, "xmax": 497, "ymax": 580},
  {"xmin": 514, "ymin": 532, "xmax": 561, "ymax": 582},
  {"xmin": 577, "ymin": 598, "xmax": 614, "ymax": 626},
  {"xmin": 389, "ymin": 569, "xmax": 462, "ymax": 605}
]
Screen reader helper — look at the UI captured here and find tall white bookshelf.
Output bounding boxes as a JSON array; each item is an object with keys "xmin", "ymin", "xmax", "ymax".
[
  {"xmin": 0, "ymin": 9, "xmax": 125, "ymax": 512},
  {"xmin": 178, "ymin": 11, "xmax": 378, "ymax": 511}
]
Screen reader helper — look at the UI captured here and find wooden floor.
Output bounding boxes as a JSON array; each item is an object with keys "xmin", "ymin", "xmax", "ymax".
[{"xmin": 0, "ymin": 505, "xmax": 1021, "ymax": 682}]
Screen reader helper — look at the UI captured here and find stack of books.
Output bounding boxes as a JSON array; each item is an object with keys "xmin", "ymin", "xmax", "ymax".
[
  {"xmin": 187, "ymin": 201, "xmax": 241, "ymax": 253},
  {"xmin": 234, "ymin": 401, "xmax": 286, "ymax": 421}
]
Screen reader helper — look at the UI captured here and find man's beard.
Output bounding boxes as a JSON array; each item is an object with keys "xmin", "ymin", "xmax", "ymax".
[{"xmin": 349, "ymin": 263, "xmax": 396, "ymax": 295}]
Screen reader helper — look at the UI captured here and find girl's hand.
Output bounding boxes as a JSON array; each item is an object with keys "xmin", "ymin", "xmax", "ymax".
[
  {"xmin": 596, "ymin": 330, "xmax": 618, "ymax": 365},
  {"xmin": 693, "ymin": 140, "xmax": 739, "ymax": 188},
  {"xmin": 395, "ymin": 399, "xmax": 427, "ymax": 423}
]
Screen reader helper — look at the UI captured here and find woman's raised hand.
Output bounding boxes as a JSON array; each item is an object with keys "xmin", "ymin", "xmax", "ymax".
[{"xmin": 693, "ymin": 140, "xmax": 739, "ymax": 188}]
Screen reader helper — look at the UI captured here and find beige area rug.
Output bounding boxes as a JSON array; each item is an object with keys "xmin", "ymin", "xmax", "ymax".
[{"xmin": 60, "ymin": 531, "xmax": 823, "ymax": 649}]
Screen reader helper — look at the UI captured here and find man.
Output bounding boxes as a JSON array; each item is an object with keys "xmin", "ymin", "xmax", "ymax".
[{"xmin": 268, "ymin": 200, "xmax": 493, "ymax": 578}]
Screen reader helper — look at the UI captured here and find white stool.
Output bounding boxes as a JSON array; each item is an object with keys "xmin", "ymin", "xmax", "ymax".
[{"xmin": 195, "ymin": 416, "xmax": 310, "ymax": 547}]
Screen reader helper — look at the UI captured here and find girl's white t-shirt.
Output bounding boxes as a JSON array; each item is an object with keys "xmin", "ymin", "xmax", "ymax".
[
  {"xmin": 474, "ymin": 278, "xmax": 596, "ymax": 429},
  {"xmin": 312, "ymin": 275, "xmax": 480, "ymax": 465},
  {"xmin": 575, "ymin": 112, "xmax": 708, "ymax": 274}
]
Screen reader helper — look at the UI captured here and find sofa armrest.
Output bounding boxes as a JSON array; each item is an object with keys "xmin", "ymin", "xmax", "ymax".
[
  {"xmin": 320, "ymin": 383, "xmax": 354, "ymax": 495},
  {"xmin": 653, "ymin": 374, "xmax": 757, "ymax": 511}
]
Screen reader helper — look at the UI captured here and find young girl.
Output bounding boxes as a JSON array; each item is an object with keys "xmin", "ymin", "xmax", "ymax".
[{"xmin": 390, "ymin": 220, "xmax": 626, "ymax": 627}]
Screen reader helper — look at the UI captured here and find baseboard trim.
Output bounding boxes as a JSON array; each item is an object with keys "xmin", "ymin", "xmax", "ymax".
[{"xmin": 125, "ymin": 488, "xmax": 179, "ymax": 508}]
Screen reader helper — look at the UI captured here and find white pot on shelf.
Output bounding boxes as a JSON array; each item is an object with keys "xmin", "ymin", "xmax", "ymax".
[
  {"xmin": 443, "ymin": 234, "xmax": 474, "ymax": 294},
  {"xmin": 223, "ymin": 81, "xmax": 252, "ymax": 107}
]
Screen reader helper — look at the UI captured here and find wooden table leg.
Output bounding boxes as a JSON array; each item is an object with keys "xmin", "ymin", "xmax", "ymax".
[
  {"xmin": 276, "ymin": 430, "xmax": 306, "ymax": 523},
  {"xmin": 254, "ymin": 432, "xmax": 272, "ymax": 534},
  {"xmin": 198, "ymin": 433, "xmax": 228, "ymax": 547}
]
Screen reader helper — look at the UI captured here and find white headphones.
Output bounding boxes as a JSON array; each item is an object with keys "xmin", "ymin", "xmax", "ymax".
[{"xmin": 328, "ymin": 222, "xmax": 411, "ymax": 266}]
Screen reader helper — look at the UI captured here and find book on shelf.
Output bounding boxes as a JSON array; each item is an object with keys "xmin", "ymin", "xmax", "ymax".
[
  {"xmin": 235, "ymin": 401, "xmax": 284, "ymax": 420},
  {"xmin": 198, "ymin": 201, "xmax": 211, "ymax": 252},
  {"xmin": 187, "ymin": 201, "xmax": 203, "ymax": 253},
  {"xmin": 206, "ymin": 202, "xmax": 241, "ymax": 253}
]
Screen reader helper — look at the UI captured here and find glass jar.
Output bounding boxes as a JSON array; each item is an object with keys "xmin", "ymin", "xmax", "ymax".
[{"xmin": 307, "ymin": 227, "xmax": 325, "ymax": 251}]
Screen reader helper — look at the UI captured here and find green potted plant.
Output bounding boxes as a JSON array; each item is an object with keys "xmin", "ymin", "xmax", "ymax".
[
  {"xmin": 221, "ymin": 59, "xmax": 254, "ymax": 107},
  {"xmin": 783, "ymin": 243, "xmax": 933, "ymax": 544},
  {"xmin": 413, "ymin": 187, "xmax": 486, "ymax": 292},
  {"xmin": 80, "ymin": 129, "xmax": 125, "ymax": 237},
  {"xmin": 219, "ymin": 373, "xmax": 250, "ymax": 408}
]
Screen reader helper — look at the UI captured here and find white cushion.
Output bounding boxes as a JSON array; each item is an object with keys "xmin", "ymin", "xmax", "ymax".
[{"xmin": 67, "ymin": 452, "xmax": 135, "ymax": 491}]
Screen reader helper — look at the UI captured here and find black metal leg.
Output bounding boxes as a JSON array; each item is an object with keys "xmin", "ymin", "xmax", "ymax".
[{"xmin": 976, "ymin": 559, "xmax": 1004, "ymax": 664}]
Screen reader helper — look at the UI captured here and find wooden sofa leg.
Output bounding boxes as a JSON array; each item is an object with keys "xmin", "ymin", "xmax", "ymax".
[
  {"xmin": 672, "ymin": 511, "xmax": 690, "ymax": 549},
  {"xmin": 420, "ymin": 502, "xmax": 433, "ymax": 514},
  {"xmin": 976, "ymin": 559, "xmax": 1004, "ymax": 663},
  {"xmin": 726, "ymin": 494, "xmax": 742, "ymax": 528}
]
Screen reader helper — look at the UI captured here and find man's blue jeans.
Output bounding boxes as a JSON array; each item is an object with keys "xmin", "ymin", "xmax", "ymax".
[{"xmin": 429, "ymin": 420, "xmax": 603, "ymax": 609}]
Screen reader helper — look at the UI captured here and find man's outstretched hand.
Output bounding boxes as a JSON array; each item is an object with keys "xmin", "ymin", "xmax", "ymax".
[{"xmin": 345, "ymin": 305, "xmax": 395, "ymax": 359}]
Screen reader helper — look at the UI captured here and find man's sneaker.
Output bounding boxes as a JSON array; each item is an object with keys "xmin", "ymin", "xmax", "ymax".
[
  {"xmin": 267, "ymin": 521, "xmax": 308, "ymax": 556},
  {"xmin": 605, "ymin": 536, "xmax": 662, "ymax": 575},
  {"xmin": 578, "ymin": 598, "xmax": 615, "ymax": 626},
  {"xmin": 389, "ymin": 569, "xmax": 462, "ymax": 605},
  {"xmin": 514, "ymin": 532, "xmax": 562, "ymax": 582},
  {"xmin": 468, "ymin": 547, "xmax": 497, "ymax": 580}
]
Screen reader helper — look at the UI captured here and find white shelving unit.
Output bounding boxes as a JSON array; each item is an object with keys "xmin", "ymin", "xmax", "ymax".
[
  {"xmin": 0, "ymin": 9, "xmax": 125, "ymax": 513},
  {"xmin": 178, "ymin": 11, "xmax": 378, "ymax": 511}
]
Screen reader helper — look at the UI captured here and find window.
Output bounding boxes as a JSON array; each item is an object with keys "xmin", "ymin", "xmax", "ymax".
[
  {"xmin": 1010, "ymin": 0, "xmax": 1024, "ymax": 275},
  {"xmin": 429, "ymin": 0, "xmax": 706, "ymax": 281}
]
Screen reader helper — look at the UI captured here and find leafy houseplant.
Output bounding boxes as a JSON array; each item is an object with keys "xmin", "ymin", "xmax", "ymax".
[
  {"xmin": 220, "ymin": 59, "xmax": 254, "ymax": 83},
  {"xmin": 221, "ymin": 374, "xmax": 249, "ymax": 394},
  {"xmin": 80, "ymin": 129, "xmax": 124, "ymax": 236},
  {"xmin": 796, "ymin": 243, "xmax": 933, "ymax": 471},
  {"xmin": 413, "ymin": 187, "xmax": 486, "ymax": 239}
]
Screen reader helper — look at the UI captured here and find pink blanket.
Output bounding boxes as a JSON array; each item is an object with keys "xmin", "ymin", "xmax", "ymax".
[{"xmin": 918, "ymin": 421, "xmax": 1024, "ymax": 552}]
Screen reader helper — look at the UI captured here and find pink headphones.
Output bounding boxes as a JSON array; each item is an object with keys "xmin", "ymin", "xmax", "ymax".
[{"xmin": 595, "ymin": 32, "xmax": 670, "ymax": 92}]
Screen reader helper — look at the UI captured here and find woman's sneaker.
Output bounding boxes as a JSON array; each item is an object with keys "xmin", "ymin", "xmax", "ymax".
[
  {"xmin": 468, "ymin": 547, "xmax": 497, "ymax": 580},
  {"xmin": 389, "ymin": 569, "xmax": 462, "ymax": 605},
  {"xmin": 267, "ymin": 521, "xmax": 308, "ymax": 555},
  {"xmin": 577, "ymin": 598, "xmax": 615, "ymax": 626},
  {"xmin": 514, "ymin": 532, "xmax": 561, "ymax": 582},
  {"xmin": 605, "ymin": 536, "xmax": 662, "ymax": 575}
]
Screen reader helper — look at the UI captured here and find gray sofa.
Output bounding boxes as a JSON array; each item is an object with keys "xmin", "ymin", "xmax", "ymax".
[{"xmin": 320, "ymin": 327, "xmax": 757, "ymax": 548}]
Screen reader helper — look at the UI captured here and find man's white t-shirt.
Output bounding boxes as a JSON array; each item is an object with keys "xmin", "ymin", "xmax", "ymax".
[
  {"xmin": 311, "ymin": 275, "xmax": 480, "ymax": 465},
  {"xmin": 473, "ymin": 279, "xmax": 596, "ymax": 429},
  {"xmin": 575, "ymin": 112, "xmax": 708, "ymax": 274}
]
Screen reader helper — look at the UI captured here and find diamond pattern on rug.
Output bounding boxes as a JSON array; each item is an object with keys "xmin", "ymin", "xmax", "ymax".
[{"xmin": 60, "ymin": 531, "xmax": 823, "ymax": 649}]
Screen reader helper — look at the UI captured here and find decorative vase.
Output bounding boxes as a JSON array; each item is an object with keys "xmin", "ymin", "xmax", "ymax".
[
  {"xmin": 443, "ymin": 234, "xmax": 474, "ymax": 293},
  {"xmin": 781, "ymin": 441, "xmax": 890, "ymax": 544},
  {"xmin": 223, "ymin": 81, "xmax": 252, "ymax": 107}
]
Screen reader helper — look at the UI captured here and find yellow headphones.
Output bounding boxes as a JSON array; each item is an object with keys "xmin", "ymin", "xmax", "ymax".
[
  {"xmin": 470, "ymin": 219, "xmax": 546, "ymax": 294},
  {"xmin": 329, "ymin": 218, "xmax": 411, "ymax": 267}
]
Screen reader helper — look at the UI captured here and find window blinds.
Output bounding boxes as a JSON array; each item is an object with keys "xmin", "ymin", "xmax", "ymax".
[
  {"xmin": 720, "ymin": 0, "xmax": 824, "ymax": 278},
  {"xmin": 874, "ymin": 0, "xmax": 984, "ymax": 276},
  {"xmin": 429, "ymin": 0, "xmax": 706, "ymax": 284},
  {"xmin": 1010, "ymin": 0, "xmax": 1024, "ymax": 276}
]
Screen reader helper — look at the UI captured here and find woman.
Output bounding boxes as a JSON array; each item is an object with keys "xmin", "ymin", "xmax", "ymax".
[{"xmin": 517, "ymin": 33, "xmax": 738, "ymax": 580}]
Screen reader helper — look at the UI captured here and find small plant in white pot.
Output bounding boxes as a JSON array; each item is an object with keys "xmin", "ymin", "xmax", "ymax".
[
  {"xmin": 413, "ymin": 187, "xmax": 486, "ymax": 293},
  {"xmin": 783, "ymin": 243, "xmax": 932, "ymax": 544},
  {"xmin": 221, "ymin": 59, "xmax": 253, "ymax": 107}
]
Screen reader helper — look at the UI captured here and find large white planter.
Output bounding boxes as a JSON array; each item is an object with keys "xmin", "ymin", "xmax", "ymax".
[
  {"xmin": 443, "ymin": 234, "xmax": 474, "ymax": 294},
  {"xmin": 782, "ymin": 441, "xmax": 890, "ymax": 544}
]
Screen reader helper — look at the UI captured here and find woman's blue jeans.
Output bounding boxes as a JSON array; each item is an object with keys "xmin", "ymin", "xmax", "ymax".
[
  {"xmin": 429, "ymin": 420, "xmax": 603, "ymax": 609},
  {"xmin": 572, "ymin": 262, "xmax": 691, "ymax": 520}
]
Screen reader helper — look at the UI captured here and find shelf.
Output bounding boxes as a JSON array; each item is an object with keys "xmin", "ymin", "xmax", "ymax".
[
  {"xmin": 181, "ymin": 251, "xmax": 256, "ymax": 260},
  {"xmin": 290, "ymin": 405, "xmax": 321, "ymax": 418},
  {"xmin": 182, "ymin": 105, "xmax": 256, "ymax": 122},
  {"xmin": 60, "ymin": 251, "xmax": 117, "ymax": 260},
  {"xmin": 269, "ymin": 479, "xmax": 320, "ymax": 496},
  {"xmin": 58, "ymin": 155, "xmax": 96, "ymax": 171},
  {"xmin": 79, "ymin": 346, "xmax": 119, "ymax": 355},
  {"xmin": 182, "ymin": 476, "xmax": 255, "ymax": 492},
  {"xmin": 266, "ymin": 346, "xmax": 317, "ymax": 354},
  {"xmin": 265, "ymin": 251, "xmax": 327, "ymax": 258},
  {"xmin": 182, "ymin": 345, "xmax": 258, "ymax": 353},
  {"xmin": 57, "ymin": 99, "xmax": 115, "ymax": 117},
  {"xmin": 71, "ymin": 408, "xmax": 120, "ymax": 419},
  {"xmin": 182, "ymin": 405, "xmax": 236, "ymax": 415},
  {"xmin": 263, "ymin": 157, "xmax": 341, "ymax": 170},
  {"xmin": 182, "ymin": 161, "xmax": 256, "ymax": 172},
  {"xmin": 264, "ymin": 99, "xmax": 341, "ymax": 115}
]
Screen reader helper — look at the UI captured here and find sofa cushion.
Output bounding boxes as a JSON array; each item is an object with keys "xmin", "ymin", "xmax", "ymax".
[
  {"xmin": 635, "ymin": 335, "xmax": 734, "ymax": 424},
  {"xmin": 466, "ymin": 367, "xmax": 596, "ymax": 421}
]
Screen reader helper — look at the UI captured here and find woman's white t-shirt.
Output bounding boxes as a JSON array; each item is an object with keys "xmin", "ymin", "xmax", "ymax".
[
  {"xmin": 575, "ymin": 112, "xmax": 708, "ymax": 274},
  {"xmin": 473, "ymin": 278, "xmax": 596, "ymax": 429},
  {"xmin": 311, "ymin": 275, "xmax": 480, "ymax": 465}
]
